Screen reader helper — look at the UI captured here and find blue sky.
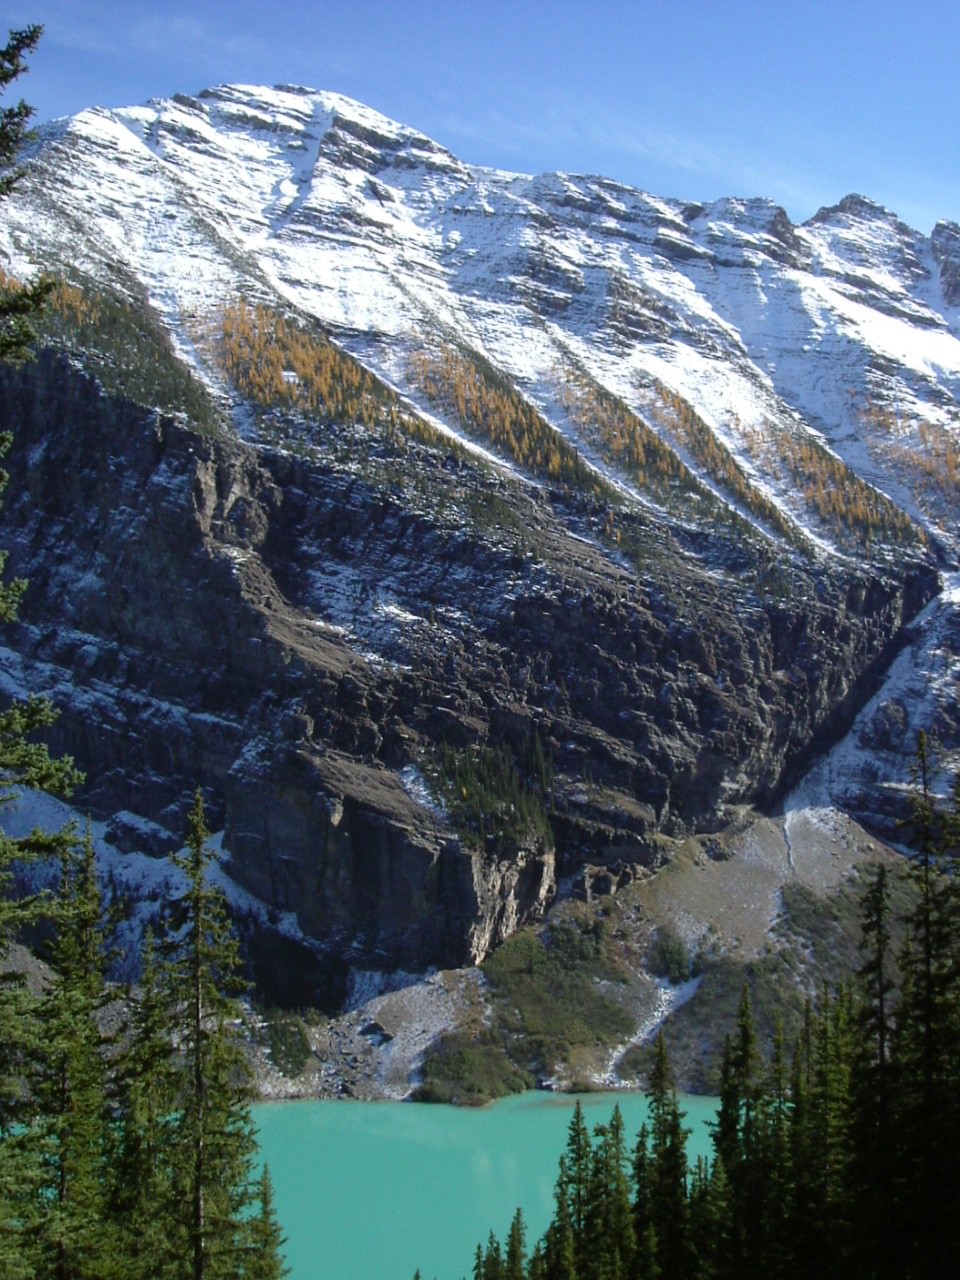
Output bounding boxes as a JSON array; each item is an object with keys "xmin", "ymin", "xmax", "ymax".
[{"xmin": 7, "ymin": 0, "xmax": 960, "ymax": 233}]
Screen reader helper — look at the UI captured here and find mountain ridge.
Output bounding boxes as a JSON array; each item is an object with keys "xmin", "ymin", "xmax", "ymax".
[{"xmin": 0, "ymin": 83, "xmax": 958, "ymax": 1009}]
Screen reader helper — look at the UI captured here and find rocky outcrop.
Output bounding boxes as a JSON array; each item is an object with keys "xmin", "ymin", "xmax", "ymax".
[
  {"xmin": 0, "ymin": 353, "xmax": 939, "ymax": 969},
  {"xmin": 223, "ymin": 739, "xmax": 555, "ymax": 965},
  {"xmin": 932, "ymin": 220, "xmax": 960, "ymax": 307}
]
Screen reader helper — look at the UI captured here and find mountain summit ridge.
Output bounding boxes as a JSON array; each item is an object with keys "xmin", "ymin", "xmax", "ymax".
[
  {"xmin": 0, "ymin": 83, "xmax": 958, "ymax": 985},
  {"xmin": 8, "ymin": 81, "xmax": 960, "ymax": 545}
]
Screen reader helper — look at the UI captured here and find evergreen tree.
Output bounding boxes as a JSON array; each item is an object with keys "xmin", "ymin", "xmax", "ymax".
[
  {"xmin": 629, "ymin": 1124, "xmax": 659, "ymax": 1280},
  {"xmin": 808, "ymin": 988, "xmax": 855, "ymax": 1278},
  {"xmin": 0, "ymin": 30, "xmax": 83, "ymax": 1276},
  {"xmin": 899, "ymin": 734, "xmax": 939, "ymax": 1111},
  {"xmin": 164, "ymin": 791, "xmax": 280, "ymax": 1280},
  {"xmin": 711, "ymin": 989, "xmax": 762, "ymax": 1277},
  {"xmin": 646, "ymin": 1035, "xmax": 689, "ymax": 1280},
  {"xmin": 528, "ymin": 1241, "xmax": 547, "ymax": 1280},
  {"xmin": 32, "ymin": 829, "xmax": 120, "ymax": 1280},
  {"xmin": 110, "ymin": 928, "xmax": 180, "ymax": 1279},
  {"xmin": 892, "ymin": 735, "xmax": 960, "ymax": 1276},
  {"xmin": 482, "ymin": 1229, "xmax": 504, "ymax": 1280},
  {"xmin": 543, "ymin": 1158, "xmax": 576, "ymax": 1280},
  {"xmin": 583, "ymin": 1106, "xmax": 634, "ymax": 1280},
  {"xmin": 557, "ymin": 1101, "xmax": 591, "ymax": 1270},
  {"xmin": 505, "ymin": 1208, "xmax": 527, "ymax": 1280},
  {"xmin": 0, "ymin": 25, "xmax": 52, "ymax": 362},
  {"xmin": 243, "ymin": 1167, "xmax": 288, "ymax": 1280},
  {"xmin": 752, "ymin": 1015, "xmax": 791, "ymax": 1280},
  {"xmin": 848, "ymin": 864, "xmax": 899, "ymax": 1280},
  {"xmin": 712, "ymin": 988, "xmax": 760, "ymax": 1175},
  {"xmin": 687, "ymin": 1154, "xmax": 730, "ymax": 1280},
  {"xmin": 857, "ymin": 865, "xmax": 894, "ymax": 1116}
]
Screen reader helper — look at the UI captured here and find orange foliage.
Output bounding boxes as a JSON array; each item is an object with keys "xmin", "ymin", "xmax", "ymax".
[
  {"xmin": 777, "ymin": 430, "xmax": 918, "ymax": 547},
  {"xmin": 556, "ymin": 371, "xmax": 685, "ymax": 499},
  {"xmin": 219, "ymin": 298, "xmax": 383, "ymax": 425},
  {"xmin": 409, "ymin": 344, "xmax": 595, "ymax": 489}
]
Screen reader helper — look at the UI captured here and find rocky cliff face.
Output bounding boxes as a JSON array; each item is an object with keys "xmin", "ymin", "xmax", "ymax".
[
  {"xmin": 2, "ymin": 82, "xmax": 960, "ymax": 981},
  {"xmin": 0, "ymin": 351, "xmax": 938, "ymax": 968}
]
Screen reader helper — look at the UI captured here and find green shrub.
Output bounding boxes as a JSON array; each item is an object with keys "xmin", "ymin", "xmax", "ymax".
[
  {"xmin": 414, "ymin": 1031, "xmax": 533, "ymax": 1105},
  {"xmin": 260, "ymin": 1012, "xmax": 312, "ymax": 1077},
  {"xmin": 646, "ymin": 924, "xmax": 692, "ymax": 984},
  {"xmin": 483, "ymin": 917, "xmax": 633, "ymax": 1077}
]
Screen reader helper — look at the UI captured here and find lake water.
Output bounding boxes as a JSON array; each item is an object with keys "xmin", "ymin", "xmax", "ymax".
[{"xmin": 254, "ymin": 1091, "xmax": 719, "ymax": 1280}]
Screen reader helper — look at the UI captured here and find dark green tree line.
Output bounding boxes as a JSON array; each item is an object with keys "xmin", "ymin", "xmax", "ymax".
[
  {"xmin": 0, "ymin": 25, "xmax": 85, "ymax": 1279},
  {"xmin": 0, "ymin": 24, "xmax": 52, "ymax": 362},
  {"xmin": 1, "ymin": 794, "xmax": 288, "ymax": 1278},
  {"xmin": 469, "ymin": 737, "xmax": 960, "ymax": 1280}
]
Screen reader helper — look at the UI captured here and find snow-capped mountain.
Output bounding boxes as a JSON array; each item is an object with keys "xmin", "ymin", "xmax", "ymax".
[
  {"xmin": 0, "ymin": 84, "xmax": 958, "ymax": 974},
  {"xmin": 5, "ymin": 83, "xmax": 960, "ymax": 559}
]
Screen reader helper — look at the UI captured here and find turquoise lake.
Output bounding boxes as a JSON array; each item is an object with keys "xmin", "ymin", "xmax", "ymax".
[{"xmin": 254, "ymin": 1092, "xmax": 719, "ymax": 1280}]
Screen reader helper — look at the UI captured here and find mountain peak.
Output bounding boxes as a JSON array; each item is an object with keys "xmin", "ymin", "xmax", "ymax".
[
  {"xmin": 1, "ymin": 74, "xmax": 959, "ymax": 1022},
  {"xmin": 808, "ymin": 192, "xmax": 906, "ymax": 228},
  {"xmin": 191, "ymin": 82, "xmax": 442, "ymax": 150}
]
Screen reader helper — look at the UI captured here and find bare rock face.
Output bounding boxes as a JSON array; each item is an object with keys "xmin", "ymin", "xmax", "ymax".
[
  {"xmin": 0, "ymin": 353, "xmax": 938, "ymax": 968},
  {"xmin": 932, "ymin": 220, "xmax": 960, "ymax": 307},
  {"xmin": 222, "ymin": 740, "xmax": 555, "ymax": 965}
]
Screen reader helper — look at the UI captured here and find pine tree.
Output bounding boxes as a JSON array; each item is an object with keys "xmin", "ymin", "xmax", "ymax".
[
  {"xmin": 32, "ymin": 828, "xmax": 120, "ymax": 1280},
  {"xmin": 0, "ymin": 25, "xmax": 52, "ymax": 363},
  {"xmin": 646, "ymin": 1035, "xmax": 689, "ymax": 1280},
  {"xmin": 754, "ymin": 1015, "xmax": 791, "ymax": 1280},
  {"xmin": 110, "ymin": 928, "xmax": 180, "ymax": 1279},
  {"xmin": 505, "ymin": 1208, "xmax": 527, "ymax": 1280},
  {"xmin": 786, "ymin": 1000, "xmax": 821, "ymax": 1277},
  {"xmin": 528, "ymin": 1241, "xmax": 547, "ymax": 1280},
  {"xmin": 848, "ymin": 864, "xmax": 899, "ymax": 1280},
  {"xmin": 543, "ymin": 1159, "xmax": 576, "ymax": 1280},
  {"xmin": 243, "ymin": 1167, "xmax": 289, "ymax": 1280},
  {"xmin": 164, "ymin": 791, "xmax": 275, "ymax": 1280},
  {"xmin": 0, "ymin": 30, "xmax": 83, "ymax": 1276},
  {"xmin": 808, "ymin": 989, "xmax": 855, "ymax": 1279},
  {"xmin": 482, "ymin": 1230, "xmax": 504, "ymax": 1280},
  {"xmin": 856, "ymin": 865, "xmax": 894, "ymax": 1121},
  {"xmin": 557, "ymin": 1101, "xmax": 591, "ymax": 1270},
  {"xmin": 711, "ymin": 990, "xmax": 761, "ymax": 1276},
  {"xmin": 892, "ymin": 735, "xmax": 960, "ymax": 1277},
  {"xmin": 0, "ymin": 12, "xmax": 78, "ymax": 964},
  {"xmin": 687, "ymin": 1154, "xmax": 730, "ymax": 1280},
  {"xmin": 630, "ymin": 1124, "xmax": 659, "ymax": 1280},
  {"xmin": 583, "ymin": 1106, "xmax": 634, "ymax": 1280},
  {"xmin": 899, "ymin": 734, "xmax": 940, "ymax": 1118}
]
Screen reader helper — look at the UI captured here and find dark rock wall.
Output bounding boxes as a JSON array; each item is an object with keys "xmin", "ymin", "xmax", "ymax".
[{"xmin": 0, "ymin": 352, "xmax": 939, "ymax": 967}]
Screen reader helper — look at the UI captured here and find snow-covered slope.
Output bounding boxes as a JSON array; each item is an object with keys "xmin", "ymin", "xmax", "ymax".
[
  {"xmin": 1, "ymin": 82, "xmax": 958, "ymax": 942},
  {"xmin": 5, "ymin": 84, "xmax": 960, "ymax": 1088},
  {"xmin": 2, "ymin": 83, "xmax": 959, "ymax": 560}
]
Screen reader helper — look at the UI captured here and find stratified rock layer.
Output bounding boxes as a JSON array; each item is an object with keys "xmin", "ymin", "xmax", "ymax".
[{"xmin": 0, "ymin": 353, "xmax": 938, "ymax": 967}]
